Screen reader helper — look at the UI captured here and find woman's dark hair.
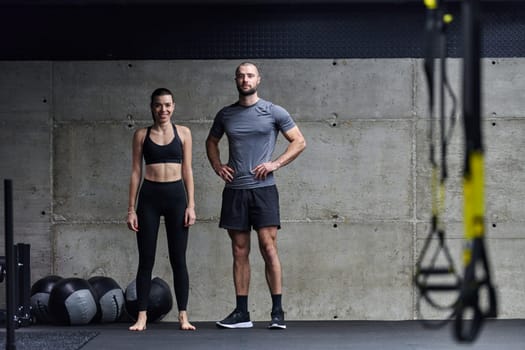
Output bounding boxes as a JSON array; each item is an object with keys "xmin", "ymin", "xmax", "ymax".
[{"xmin": 150, "ymin": 88, "xmax": 173, "ymax": 106}]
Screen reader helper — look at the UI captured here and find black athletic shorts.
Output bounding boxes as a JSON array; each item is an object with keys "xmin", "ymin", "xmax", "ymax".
[{"xmin": 219, "ymin": 185, "xmax": 281, "ymax": 231}]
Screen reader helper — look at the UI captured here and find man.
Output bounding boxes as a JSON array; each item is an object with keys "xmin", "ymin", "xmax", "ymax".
[{"xmin": 206, "ymin": 62, "xmax": 306, "ymax": 329}]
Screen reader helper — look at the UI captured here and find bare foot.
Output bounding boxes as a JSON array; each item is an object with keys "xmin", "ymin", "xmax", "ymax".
[
  {"xmin": 129, "ymin": 311, "xmax": 147, "ymax": 331},
  {"xmin": 179, "ymin": 311, "xmax": 196, "ymax": 331}
]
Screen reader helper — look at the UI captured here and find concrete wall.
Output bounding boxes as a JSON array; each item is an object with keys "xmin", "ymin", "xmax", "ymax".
[{"xmin": 0, "ymin": 58, "xmax": 524, "ymax": 322}]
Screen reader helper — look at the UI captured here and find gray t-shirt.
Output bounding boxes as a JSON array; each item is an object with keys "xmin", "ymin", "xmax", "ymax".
[{"xmin": 209, "ymin": 98, "xmax": 296, "ymax": 189}]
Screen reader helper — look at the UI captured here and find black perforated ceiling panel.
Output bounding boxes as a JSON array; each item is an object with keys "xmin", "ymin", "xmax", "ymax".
[{"xmin": 0, "ymin": 2, "xmax": 523, "ymax": 60}]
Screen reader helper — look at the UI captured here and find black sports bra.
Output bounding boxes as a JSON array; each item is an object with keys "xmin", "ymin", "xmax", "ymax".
[{"xmin": 142, "ymin": 124, "xmax": 183, "ymax": 165}]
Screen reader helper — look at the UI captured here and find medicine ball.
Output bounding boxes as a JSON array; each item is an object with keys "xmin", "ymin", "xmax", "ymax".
[
  {"xmin": 30, "ymin": 275, "xmax": 63, "ymax": 324},
  {"xmin": 48, "ymin": 277, "xmax": 98, "ymax": 325},
  {"xmin": 125, "ymin": 277, "xmax": 173, "ymax": 322},
  {"xmin": 88, "ymin": 276, "xmax": 125, "ymax": 323}
]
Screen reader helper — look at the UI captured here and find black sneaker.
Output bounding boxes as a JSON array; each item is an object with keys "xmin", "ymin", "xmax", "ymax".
[
  {"xmin": 268, "ymin": 309, "xmax": 286, "ymax": 329},
  {"xmin": 216, "ymin": 309, "xmax": 253, "ymax": 329}
]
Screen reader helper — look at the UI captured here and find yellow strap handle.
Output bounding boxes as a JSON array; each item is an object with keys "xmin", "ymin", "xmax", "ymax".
[
  {"xmin": 463, "ymin": 151, "xmax": 485, "ymax": 264},
  {"xmin": 424, "ymin": 0, "xmax": 438, "ymax": 10}
]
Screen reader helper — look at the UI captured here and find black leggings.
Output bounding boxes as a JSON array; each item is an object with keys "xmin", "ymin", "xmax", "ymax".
[{"xmin": 135, "ymin": 179, "xmax": 189, "ymax": 312}]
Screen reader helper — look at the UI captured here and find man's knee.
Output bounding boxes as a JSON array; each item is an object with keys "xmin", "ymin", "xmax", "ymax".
[
  {"xmin": 232, "ymin": 243, "xmax": 250, "ymax": 259},
  {"xmin": 260, "ymin": 242, "xmax": 279, "ymax": 263}
]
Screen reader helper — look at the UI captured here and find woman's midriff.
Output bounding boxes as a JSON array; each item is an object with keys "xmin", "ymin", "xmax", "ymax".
[{"xmin": 144, "ymin": 163, "xmax": 182, "ymax": 182}]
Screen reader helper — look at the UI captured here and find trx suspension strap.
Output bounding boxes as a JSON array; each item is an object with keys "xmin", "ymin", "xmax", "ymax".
[
  {"xmin": 454, "ymin": 0, "xmax": 497, "ymax": 342},
  {"xmin": 415, "ymin": 0, "xmax": 461, "ymax": 327},
  {"xmin": 416, "ymin": 0, "xmax": 498, "ymax": 342}
]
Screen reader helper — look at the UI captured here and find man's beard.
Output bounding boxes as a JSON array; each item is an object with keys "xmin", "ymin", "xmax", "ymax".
[{"xmin": 237, "ymin": 86, "xmax": 257, "ymax": 96}]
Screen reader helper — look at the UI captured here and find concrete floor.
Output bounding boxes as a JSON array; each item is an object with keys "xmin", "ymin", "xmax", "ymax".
[{"xmin": 4, "ymin": 319, "xmax": 524, "ymax": 350}]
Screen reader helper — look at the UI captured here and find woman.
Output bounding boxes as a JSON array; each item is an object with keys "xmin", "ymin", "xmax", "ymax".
[{"xmin": 127, "ymin": 88, "xmax": 196, "ymax": 331}]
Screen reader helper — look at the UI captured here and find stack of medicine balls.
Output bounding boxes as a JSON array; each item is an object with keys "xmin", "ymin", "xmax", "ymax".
[{"xmin": 30, "ymin": 275, "xmax": 173, "ymax": 325}]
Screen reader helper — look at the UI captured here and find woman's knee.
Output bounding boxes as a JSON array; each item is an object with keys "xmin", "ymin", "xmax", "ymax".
[
  {"xmin": 137, "ymin": 256, "xmax": 155, "ymax": 271},
  {"xmin": 169, "ymin": 255, "xmax": 188, "ymax": 272}
]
